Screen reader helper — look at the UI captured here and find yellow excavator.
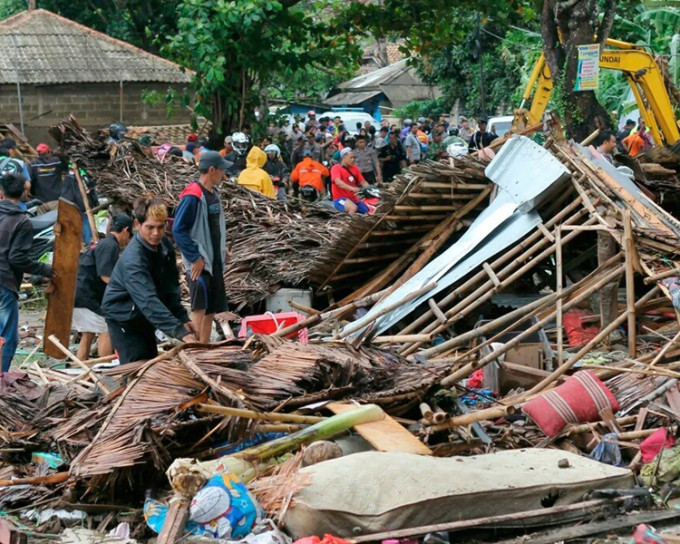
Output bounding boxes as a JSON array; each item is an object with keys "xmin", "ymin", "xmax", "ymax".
[{"xmin": 519, "ymin": 38, "xmax": 680, "ymax": 148}]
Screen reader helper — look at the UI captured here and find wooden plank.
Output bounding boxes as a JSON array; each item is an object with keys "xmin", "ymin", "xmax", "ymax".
[
  {"xmin": 43, "ymin": 198, "xmax": 82, "ymax": 359},
  {"xmin": 326, "ymin": 402, "xmax": 432, "ymax": 455},
  {"xmin": 495, "ymin": 509, "xmax": 680, "ymax": 544}
]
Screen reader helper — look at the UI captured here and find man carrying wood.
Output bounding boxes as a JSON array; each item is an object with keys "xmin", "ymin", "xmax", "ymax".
[
  {"xmin": 173, "ymin": 151, "xmax": 229, "ymax": 343},
  {"xmin": 0, "ymin": 173, "xmax": 53, "ymax": 373},
  {"xmin": 72, "ymin": 214, "xmax": 133, "ymax": 361},
  {"xmin": 102, "ymin": 197, "xmax": 196, "ymax": 364}
]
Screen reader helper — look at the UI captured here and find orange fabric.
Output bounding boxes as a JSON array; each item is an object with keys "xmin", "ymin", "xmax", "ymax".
[
  {"xmin": 623, "ymin": 132, "xmax": 645, "ymax": 157},
  {"xmin": 290, "ymin": 157, "xmax": 329, "ymax": 192}
]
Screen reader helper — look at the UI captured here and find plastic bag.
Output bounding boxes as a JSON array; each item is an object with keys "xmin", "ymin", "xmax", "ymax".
[{"xmin": 144, "ymin": 471, "xmax": 263, "ymax": 539}]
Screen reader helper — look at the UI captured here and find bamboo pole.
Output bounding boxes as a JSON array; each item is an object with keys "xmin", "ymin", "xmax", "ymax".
[
  {"xmin": 0, "ymin": 472, "xmax": 69, "ymax": 487},
  {"xmin": 335, "ymin": 282, "xmax": 437, "ymax": 340},
  {"xmin": 273, "ymin": 288, "xmax": 390, "ymax": 338},
  {"xmin": 427, "ymin": 256, "xmax": 623, "ymax": 363},
  {"xmin": 624, "ymin": 210, "xmax": 637, "ymax": 357},
  {"xmin": 350, "ymin": 497, "xmax": 626, "ymax": 543},
  {"xmin": 417, "ymin": 280, "xmax": 578, "ymax": 360},
  {"xmin": 437, "ymin": 266, "xmax": 626, "ymax": 387},
  {"xmin": 400, "ymin": 209, "xmax": 597, "ymax": 356},
  {"xmin": 644, "ymin": 266, "xmax": 680, "ymax": 284},
  {"xmin": 518, "ymin": 285, "xmax": 660, "ymax": 398},
  {"xmin": 71, "ymin": 159, "xmax": 98, "ymax": 244},
  {"xmin": 371, "ymin": 334, "xmax": 433, "ymax": 344},
  {"xmin": 427, "ymin": 405, "xmax": 515, "ymax": 431},
  {"xmin": 196, "ymin": 404, "xmax": 324, "ymax": 424},
  {"xmin": 47, "ymin": 334, "xmax": 110, "ymax": 394},
  {"xmin": 556, "ymin": 226, "xmax": 564, "ymax": 367},
  {"xmin": 419, "ymin": 403, "xmax": 433, "ymax": 420},
  {"xmin": 395, "ymin": 197, "xmax": 587, "ymax": 344},
  {"xmin": 647, "ymin": 329, "xmax": 680, "ymax": 370},
  {"xmin": 18, "ymin": 342, "xmax": 41, "ymax": 369}
]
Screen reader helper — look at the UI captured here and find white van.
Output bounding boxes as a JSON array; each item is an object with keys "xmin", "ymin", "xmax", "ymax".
[
  {"xmin": 320, "ymin": 110, "xmax": 380, "ymax": 132},
  {"xmin": 487, "ymin": 115, "xmax": 515, "ymax": 137}
]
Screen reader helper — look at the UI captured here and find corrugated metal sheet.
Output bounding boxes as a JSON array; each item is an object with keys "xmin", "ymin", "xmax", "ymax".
[
  {"xmin": 0, "ymin": 9, "xmax": 192, "ymax": 84},
  {"xmin": 341, "ymin": 136, "xmax": 572, "ymax": 338}
]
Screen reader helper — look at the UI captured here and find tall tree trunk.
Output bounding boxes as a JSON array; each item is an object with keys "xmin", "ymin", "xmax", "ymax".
[{"xmin": 541, "ymin": 0, "xmax": 617, "ymax": 141}]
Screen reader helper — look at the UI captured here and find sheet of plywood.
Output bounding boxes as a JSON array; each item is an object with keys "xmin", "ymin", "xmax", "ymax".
[
  {"xmin": 43, "ymin": 198, "xmax": 82, "ymax": 359},
  {"xmin": 326, "ymin": 402, "xmax": 432, "ymax": 455}
]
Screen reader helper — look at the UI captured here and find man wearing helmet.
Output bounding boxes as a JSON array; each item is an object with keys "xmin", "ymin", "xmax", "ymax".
[
  {"xmin": 225, "ymin": 132, "xmax": 251, "ymax": 175},
  {"xmin": 263, "ymin": 144, "xmax": 290, "ymax": 201},
  {"xmin": 291, "ymin": 149, "xmax": 329, "ymax": 201}
]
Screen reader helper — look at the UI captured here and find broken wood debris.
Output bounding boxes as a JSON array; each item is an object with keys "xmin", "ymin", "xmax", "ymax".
[{"xmin": 6, "ymin": 117, "xmax": 680, "ymax": 542}]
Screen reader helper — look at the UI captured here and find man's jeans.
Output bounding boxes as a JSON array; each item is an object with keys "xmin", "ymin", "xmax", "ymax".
[{"xmin": 0, "ymin": 286, "xmax": 19, "ymax": 373}]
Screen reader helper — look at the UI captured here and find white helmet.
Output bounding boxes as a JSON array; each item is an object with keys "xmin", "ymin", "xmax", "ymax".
[
  {"xmin": 232, "ymin": 132, "xmax": 249, "ymax": 156},
  {"xmin": 264, "ymin": 144, "xmax": 280, "ymax": 157}
]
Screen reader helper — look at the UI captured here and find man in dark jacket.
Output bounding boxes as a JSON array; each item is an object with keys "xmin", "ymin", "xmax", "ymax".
[
  {"xmin": 173, "ymin": 151, "xmax": 228, "ymax": 344},
  {"xmin": 29, "ymin": 144, "xmax": 65, "ymax": 211},
  {"xmin": 102, "ymin": 197, "xmax": 196, "ymax": 364},
  {"xmin": 73, "ymin": 214, "xmax": 132, "ymax": 361},
  {"xmin": 0, "ymin": 173, "xmax": 53, "ymax": 372},
  {"xmin": 468, "ymin": 119, "xmax": 498, "ymax": 152}
]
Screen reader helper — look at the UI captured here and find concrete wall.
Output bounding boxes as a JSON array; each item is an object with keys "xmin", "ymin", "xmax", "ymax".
[{"xmin": 0, "ymin": 82, "xmax": 192, "ymax": 144}]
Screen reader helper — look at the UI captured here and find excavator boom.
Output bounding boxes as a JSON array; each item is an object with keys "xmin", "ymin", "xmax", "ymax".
[{"xmin": 522, "ymin": 39, "xmax": 680, "ymax": 147}]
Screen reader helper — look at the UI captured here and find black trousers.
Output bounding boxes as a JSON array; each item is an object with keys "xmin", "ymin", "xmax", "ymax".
[{"xmin": 107, "ymin": 318, "xmax": 158, "ymax": 364}]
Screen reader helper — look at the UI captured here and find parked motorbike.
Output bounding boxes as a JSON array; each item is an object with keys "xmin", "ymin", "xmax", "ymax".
[
  {"xmin": 28, "ymin": 208, "xmax": 57, "ymax": 262},
  {"xmin": 356, "ymin": 185, "xmax": 381, "ymax": 214},
  {"xmin": 300, "ymin": 185, "xmax": 321, "ymax": 203}
]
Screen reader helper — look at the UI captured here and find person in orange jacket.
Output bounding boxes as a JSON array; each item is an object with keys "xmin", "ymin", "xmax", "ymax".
[{"xmin": 290, "ymin": 150, "xmax": 330, "ymax": 199}]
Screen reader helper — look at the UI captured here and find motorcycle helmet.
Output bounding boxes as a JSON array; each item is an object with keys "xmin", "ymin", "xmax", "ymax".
[
  {"xmin": 449, "ymin": 127, "xmax": 460, "ymax": 136},
  {"xmin": 231, "ymin": 132, "xmax": 249, "ymax": 156},
  {"xmin": 403, "ymin": 118, "xmax": 413, "ymax": 126},
  {"xmin": 109, "ymin": 122, "xmax": 127, "ymax": 141},
  {"xmin": 264, "ymin": 144, "xmax": 281, "ymax": 157},
  {"xmin": 417, "ymin": 116, "xmax": 427, "ymax": 124}
]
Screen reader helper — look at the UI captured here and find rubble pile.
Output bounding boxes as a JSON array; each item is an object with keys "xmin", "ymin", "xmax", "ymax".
[{"xmin": 6, "ymin": 118, "xmax": 680, "ymax": 542}]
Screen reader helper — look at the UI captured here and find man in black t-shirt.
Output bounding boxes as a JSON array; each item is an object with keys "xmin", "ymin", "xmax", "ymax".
[
  {"xmin": 379, "ymin": 131, "xmax": 407, "ymax": 182},
  {"xmin": 72, "ymin": 214, "xmax": 132, "ymax": 360},
  {"xmin": 29, "ymin": 144, "xmax": 65, "ymax": 211}
]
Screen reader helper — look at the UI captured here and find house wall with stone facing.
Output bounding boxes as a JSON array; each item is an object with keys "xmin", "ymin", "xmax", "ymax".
[{"xmin": 0, "ymin": 82, "xmax": 192, "ymax": 143}]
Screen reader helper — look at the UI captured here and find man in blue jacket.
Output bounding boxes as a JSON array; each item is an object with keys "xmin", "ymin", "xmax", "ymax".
[
  {"xmin": 102, "ymin": 196, "xmax": 196, "ymax": 364},
  {"xmin": 173, "ymin": 151, "xmax": 228, "ymax": 343}
]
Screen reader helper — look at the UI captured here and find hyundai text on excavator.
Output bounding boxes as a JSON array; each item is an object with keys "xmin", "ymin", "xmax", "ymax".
[{"xmin": 518, "ymin": 38, "xmax": 680, "ymax": 150}]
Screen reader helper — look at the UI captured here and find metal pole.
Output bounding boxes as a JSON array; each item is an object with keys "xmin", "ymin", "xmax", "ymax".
[
  {"xmin": 11, "ymin": 36, "xmax": 24, "ymax": 133},
  {"xmin": 477, "ymin": 13, "xmax": 486, "ymax": 118},
  {"xmin": 119, "ymin": 80, "xmax": 123, "ymax": 123}
]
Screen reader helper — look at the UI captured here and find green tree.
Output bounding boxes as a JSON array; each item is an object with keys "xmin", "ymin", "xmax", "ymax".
[
  {"xmin": 0, "ymin": 0, "xmax": 179, "ymax": 53},
  {"xmin": 163, "ymin": 0, "xmax": 362, "ymax": 141}
]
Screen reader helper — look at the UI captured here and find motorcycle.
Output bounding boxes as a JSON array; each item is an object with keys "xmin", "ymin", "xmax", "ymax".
[
  {"xmin": 300, "ymin": 185, "xmax": 321, "ymax": 203},
  {"xmin": 356, "ymin": 185, "xmax": 381, "ymax": 214},
  {"xmin": 28, "ymin": 207, "xmax": 57, "ymax": 262}
]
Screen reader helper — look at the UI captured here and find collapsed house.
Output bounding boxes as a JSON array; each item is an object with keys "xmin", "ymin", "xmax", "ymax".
[{"xmin": 3, "ymin": 116, "xmax": 680, "ymax": 542}]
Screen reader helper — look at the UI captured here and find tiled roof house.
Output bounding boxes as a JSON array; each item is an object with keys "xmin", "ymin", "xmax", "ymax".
[{"xmin": 0, "ymin": 9, "xmax": 193, "ymax": 142}]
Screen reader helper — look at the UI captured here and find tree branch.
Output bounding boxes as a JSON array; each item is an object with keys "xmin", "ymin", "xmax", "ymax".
[{"xmin": 596, "ymin": 0, "xmax": 617, "ymax": 49}]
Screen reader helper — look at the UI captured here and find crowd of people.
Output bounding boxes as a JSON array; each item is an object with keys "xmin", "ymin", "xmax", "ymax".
[{"xmin": 154, "ymin": 112, "xmax": 506, "ymax": 212}]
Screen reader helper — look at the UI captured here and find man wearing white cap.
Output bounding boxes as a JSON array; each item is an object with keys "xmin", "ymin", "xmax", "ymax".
[{"xmin": 331, "ymin": 147, "xmax": 370, "ymax": 214}]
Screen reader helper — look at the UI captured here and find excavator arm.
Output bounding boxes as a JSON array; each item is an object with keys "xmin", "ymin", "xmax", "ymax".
[{"xmin": 521, "ymin": 39, "xmax": 680, "ymax": 147}]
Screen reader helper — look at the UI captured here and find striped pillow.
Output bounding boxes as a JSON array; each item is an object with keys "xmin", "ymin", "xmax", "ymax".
[{"xmin": 522, "ymin": 371, "xmax": 620, "ymax": 438}]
